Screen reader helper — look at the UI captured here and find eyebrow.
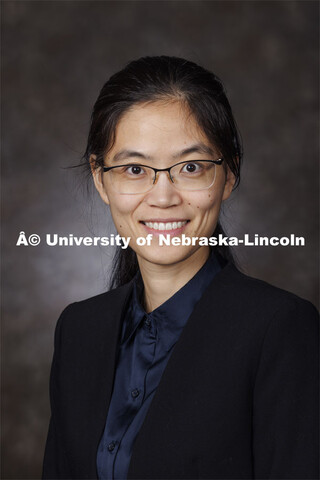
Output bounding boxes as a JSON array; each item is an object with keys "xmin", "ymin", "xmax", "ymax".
[
  {"xmin": 173, "ymin": 143, "xmax": 215, "ymax": 159},
  {"xmin": 111, "ymin": 150, "xmax": 152, "ymax": 162},
  {"xmin": 110, "ymin": 143, "xmax": 216, "ymax": 163}
]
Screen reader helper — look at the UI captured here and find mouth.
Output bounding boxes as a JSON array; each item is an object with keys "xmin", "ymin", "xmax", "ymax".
[{"xmin": 140, "ymin": 219, "xmax": 190, "ymax": 236}]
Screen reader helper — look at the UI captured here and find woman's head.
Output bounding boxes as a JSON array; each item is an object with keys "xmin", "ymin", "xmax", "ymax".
[
  {"xmin": 85, "ymin": 56, "xmax": 241, "ymax": 184},
  {"xmin": 84, "ymin": 56, "xmax": 243, "ymax": 287}
]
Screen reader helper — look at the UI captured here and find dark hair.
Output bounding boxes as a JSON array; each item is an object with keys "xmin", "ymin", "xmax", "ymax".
[{"xmin": 83, "ymin": 56, "xmax": 243, "ymax": 289}]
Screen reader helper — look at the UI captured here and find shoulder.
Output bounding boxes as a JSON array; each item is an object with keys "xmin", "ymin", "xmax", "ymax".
[
  {"xmin": 53, "ymin": 280, "xmax": 134, "ymax": 339},
  {"xmin": 217, "ymin": 262, "xmax": 318, "ymax": 313},
  {"xmin": 65, "ymin": 280, "xmax": 133, "ymax": 314},
  {"xmin": 202, "ymin": 264, "xmax": 319, "ymax": 340},
  {"xmin": 200, "ymin": 264, "xmax": 319, "ymax": 380}
]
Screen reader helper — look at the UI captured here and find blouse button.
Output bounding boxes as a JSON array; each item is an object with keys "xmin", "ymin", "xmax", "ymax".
[
  {"xmin": 107, "ymin": 441, "xmax": 116, "ymax": 452},
  {"xmin": 131, "ymin": 388, "xmax": 140, "ymax": 398},
  {"xmin": 144, "ymin": 318, "xmax": 151, "ymax": 328}
]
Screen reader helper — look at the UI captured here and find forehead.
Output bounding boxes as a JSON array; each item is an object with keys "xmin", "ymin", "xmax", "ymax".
[{"xmin": 108, "ymin": 100, "xmax": 214, "ymax": 159}]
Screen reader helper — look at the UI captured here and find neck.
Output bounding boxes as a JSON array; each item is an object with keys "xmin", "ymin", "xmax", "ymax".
[{"xmin": 137, "ymin": 247, "xmax": 210, "ymax": 313}]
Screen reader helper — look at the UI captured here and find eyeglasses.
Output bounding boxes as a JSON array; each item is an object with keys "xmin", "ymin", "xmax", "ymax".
[{"xmin": 102, "ymin": 159, "xmax": 224, "ymax": 194}]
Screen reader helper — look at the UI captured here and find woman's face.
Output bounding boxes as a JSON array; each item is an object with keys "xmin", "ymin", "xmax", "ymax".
[{"xmin": 92, "ymin": 100, "xmax": 235, "ymax": 268}]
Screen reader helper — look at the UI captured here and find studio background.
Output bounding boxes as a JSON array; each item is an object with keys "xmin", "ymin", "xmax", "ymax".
[{"xmin": 2, "ymin": 1, "xmax": 319, "ymax": 478}]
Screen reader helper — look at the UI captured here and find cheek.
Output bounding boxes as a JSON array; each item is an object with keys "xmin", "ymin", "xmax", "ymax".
[
  {"xmin": 186, "ymin": 189, "xmax": 224, "ymax": 237},
  {"xmin": 108, "ymin": 195, "xmax": 142, "ymax": 229},
  {"xmin": 187, "ymin": 188, "xmax": 222, "ymax": 214}
]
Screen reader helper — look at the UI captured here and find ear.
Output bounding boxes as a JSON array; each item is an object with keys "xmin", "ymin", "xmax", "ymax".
[
  {"xmin": 90, "ymin": 154, "xmax": 110, "ymax": 205},
  {"xmin": 222, "ymin": 166, "xmax": 236, "ymax": 201}
]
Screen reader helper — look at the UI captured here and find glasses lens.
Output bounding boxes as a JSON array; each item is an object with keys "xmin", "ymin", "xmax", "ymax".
[
  {"xmin": 108, "ymin": 164, "xmax": 154, "ymax": 194},
  {"xmin": 170, "ymin": 161, "xmax": 216, "ymax": 191}
]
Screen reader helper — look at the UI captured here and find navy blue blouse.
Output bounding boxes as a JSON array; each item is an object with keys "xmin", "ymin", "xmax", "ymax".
[{"xmin": 96, "ymin": 252, "xmax": 221, "ymax": 480}]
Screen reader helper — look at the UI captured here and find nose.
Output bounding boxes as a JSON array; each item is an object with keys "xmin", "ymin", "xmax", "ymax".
[{"xmin": 145, "ymin": 170, "xmax": 182, "ymax": 208}]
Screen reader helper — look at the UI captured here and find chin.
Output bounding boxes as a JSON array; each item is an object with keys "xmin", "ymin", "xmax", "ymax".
[{"xmin": 135, "ymin": 244, "xmax": 200, "ymax": 268}]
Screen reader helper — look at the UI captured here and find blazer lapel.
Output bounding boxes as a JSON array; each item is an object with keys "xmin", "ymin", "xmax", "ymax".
[
  {"xmin": 127, "ymin": 264, "xmax": 235, "ymax": 478},
  {"xmin": 69, "ymin": 280, "xmax": 134, "ymax": 479}
]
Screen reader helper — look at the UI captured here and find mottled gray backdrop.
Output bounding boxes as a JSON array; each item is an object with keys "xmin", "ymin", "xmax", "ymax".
[{"xmin": 2, "ymin": 1, "xmax": 319, "ymax": 478}]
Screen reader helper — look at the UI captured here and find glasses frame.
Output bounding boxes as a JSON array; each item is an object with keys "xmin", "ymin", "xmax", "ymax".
[{"xmin": 102, "ymin": 158, "xmax": 224, "ymax": 194}]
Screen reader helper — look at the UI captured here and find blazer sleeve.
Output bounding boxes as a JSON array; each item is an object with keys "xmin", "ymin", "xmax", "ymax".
[
  {"xmin": 42, "ymin": 304, "xmax": 75, "ymax": 479},
  {"xmin": 252, "ymin": 297, "xmax": 319, "ymax": 479}
]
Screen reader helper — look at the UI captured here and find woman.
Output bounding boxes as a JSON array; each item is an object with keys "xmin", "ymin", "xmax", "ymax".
[{"xmin": 42, "ymin": 56, "xmax": 319, "ymax": 480}]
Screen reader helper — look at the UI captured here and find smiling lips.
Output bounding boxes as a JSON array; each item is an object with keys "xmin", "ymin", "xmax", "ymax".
[{"xmin": 141, "ymin": 219, "xmax": 189, "ymax": 233}]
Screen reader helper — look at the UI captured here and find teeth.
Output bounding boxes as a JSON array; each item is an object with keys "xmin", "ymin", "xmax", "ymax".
[{"xmin": 144, "ymin": 221, "xmax": 188, "ymax": 230}]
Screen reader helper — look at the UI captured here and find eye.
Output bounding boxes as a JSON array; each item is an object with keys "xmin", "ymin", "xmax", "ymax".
[
  {"xmin": 124, "ymin": 165, "xmax": 145, "ymax": 175},
  {"xmin": 181, "ymin": 162, "xmax": 202, "ymax": 174}
]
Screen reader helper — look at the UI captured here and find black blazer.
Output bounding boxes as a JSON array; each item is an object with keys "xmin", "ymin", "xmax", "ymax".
[{"xmin": 42, "ymin": 263, "xmax": 319, "ymax": 480}]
